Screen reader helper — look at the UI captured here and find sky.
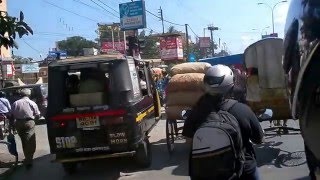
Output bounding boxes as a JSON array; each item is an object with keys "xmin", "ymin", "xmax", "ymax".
[{"xmin": 8, "ymin": 0, "xmax": 291, "ymax": 60}]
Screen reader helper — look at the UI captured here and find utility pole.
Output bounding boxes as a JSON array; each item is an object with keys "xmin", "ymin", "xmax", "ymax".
[
  {"xmin": 185, "ymin": 24, "xmax": 189, "ymax": 57},
  {"xmin": 158, "ymin": 7, "xmax": 164, "ymax": 34},
  {"xmin": 207, "ymin": 24, "xmax": 219, "ymax": 57}
]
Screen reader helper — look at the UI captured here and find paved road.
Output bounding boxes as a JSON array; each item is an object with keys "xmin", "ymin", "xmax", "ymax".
[{"xmin": 5, "ymin": 119, "xmax": 311, "ymax": 180}]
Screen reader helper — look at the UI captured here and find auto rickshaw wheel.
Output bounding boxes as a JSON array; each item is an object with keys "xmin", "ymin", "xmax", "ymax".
[
  {"xmin": 166, "ymin": 119, "xmax": 175, "ymax": 154},
  {"xmin": 135, "ymin": 138, "xmax": 152, "ymax": 168},
  {"xmin": 62, "ymin": 162, "xmax": 78, "ymax": 174}
]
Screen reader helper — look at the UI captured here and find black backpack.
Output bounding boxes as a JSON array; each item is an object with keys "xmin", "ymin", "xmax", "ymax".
[{"xmin": 190, "ymin": 99, "xmax": 245, "ymax": 180}]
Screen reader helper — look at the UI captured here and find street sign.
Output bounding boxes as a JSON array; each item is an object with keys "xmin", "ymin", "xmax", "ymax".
[
  {"xmin": 199, "ymin": 37, "xmax": 211, "ymax": 48},
  {"xmin": 119, "ymin": 1, "xmax": 147, "ymax": 30},
  {"xmin": 188, "ymin": 53, "xmax": 196, "ymax": 62},
  {"xmin": 21, "ymin": 63, "xmax": 40, "ymax": 74}
]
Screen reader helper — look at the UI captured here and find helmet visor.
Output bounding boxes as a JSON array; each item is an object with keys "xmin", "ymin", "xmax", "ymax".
[{"xmin": 204, "ymin": 75, "xmax": 225, "ymax": 86}]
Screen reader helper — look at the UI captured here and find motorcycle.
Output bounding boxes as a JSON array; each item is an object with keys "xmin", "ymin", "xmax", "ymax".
[{"xmin": 0, "ymin": 115, "xmax": 9, "ymax": 140}]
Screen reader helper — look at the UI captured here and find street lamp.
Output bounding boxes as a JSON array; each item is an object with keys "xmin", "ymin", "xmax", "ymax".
[{"xmin": 258, "ymin": 0, "xmax": 287, "ymax": 34}]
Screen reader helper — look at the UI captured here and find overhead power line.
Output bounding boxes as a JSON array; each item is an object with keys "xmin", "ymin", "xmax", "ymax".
[
  {"xmin": 146, "ymin": 10, "xmax": 161, "ymax": 19},
  {"xmin": 188, "ymin": 24, "xmax": 199, "ymax": 38},
  {"xmin": 146, "ymin": 9, "xmax": 184, "ymax": 27},
  {"xmin": 43, "ymin": 0, "xmax": 98, "ymax": 23},
  {"xmin": 72, "ymin": 0, "xmax": 100, "ymax": 10},
  {"xmin": 90, "ymin": 0, "xmax": 120, "ymax": 18},
  {"xmin": 163, "ymin": 19, "xmax": 184, "ymax": 27},
  {"xmin": 97, "ymin": 0, "xmax": 119, "ymax": 14},
  {"xmin": 22, "ymin": 38, "xmax": 41, "ymax": 53}
]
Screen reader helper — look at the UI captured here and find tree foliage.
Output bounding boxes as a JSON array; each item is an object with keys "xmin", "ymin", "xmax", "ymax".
[
  {"xmin": 57, "ymin": 36, "xmax": 98, "ymax": 56},
  {"xmin": 138, "ymin": 30, "xmax": 160, "ymax": 59},
  {"xmin": 12, "ymin": 55, "xmax": 33, "ymax": 64},
  {"xmin": 0, "ymin": 9, "xmax": 33, "ymax": 49},
  {"xmin": 167, "ymin": 26, "xmax": 179, "ymax": 33}
]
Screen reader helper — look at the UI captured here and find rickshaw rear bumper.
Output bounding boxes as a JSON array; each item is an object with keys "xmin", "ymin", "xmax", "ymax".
[{"xmin": 53, "ymin": 151, "xmax": 136, "ymax": 163}]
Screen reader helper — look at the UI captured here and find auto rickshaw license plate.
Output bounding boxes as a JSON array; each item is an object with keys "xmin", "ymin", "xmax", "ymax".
[{"xmin": 76, "ymin": 116, "xmax": 100, "ymax": 128}]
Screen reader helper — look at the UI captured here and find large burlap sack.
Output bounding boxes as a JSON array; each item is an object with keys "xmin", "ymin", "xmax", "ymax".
[
  {"xmin": 166, "ymin": 105, "xmax": 192, "ymax": 120},
  {"xmin": 166, "ymin": 91, "xmax": 205, "ymax": 106},
  {"xmin": 171, "ymin": 62, "xmax": 211, "ymax": 76},
  {"xmin": 166, "ymin": 73, "xmax": 205, "ymax": 92}
]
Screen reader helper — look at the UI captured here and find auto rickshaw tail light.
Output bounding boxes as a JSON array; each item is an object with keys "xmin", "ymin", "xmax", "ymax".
[{"xmin": 53, "ymin": 121, "xmax": 66, "ymax": 128}]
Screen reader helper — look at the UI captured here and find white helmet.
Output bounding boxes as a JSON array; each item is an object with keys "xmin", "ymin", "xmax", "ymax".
[{"xmin": 203, "ymin": 64, "xmax": 235, "ymax": 95}]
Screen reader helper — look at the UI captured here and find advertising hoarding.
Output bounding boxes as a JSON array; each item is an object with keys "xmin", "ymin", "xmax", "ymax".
[
  {"xmin": 101, "ymin": 41, "xmax": 125, "ymax": 54},
  {"xmin": 22, "ymin": 63, "xmax": 40, "ymax": 74},
  {"xmin": 199, "ymin": 37, "xmax": 211, "ymax": 48},
  {"xmin": 119, "ymin": 1, "xmax": 146, "ymax": 30},
  {"xmin": 160, "ymin": 36, "xmax": 184, "ymax": 61}
]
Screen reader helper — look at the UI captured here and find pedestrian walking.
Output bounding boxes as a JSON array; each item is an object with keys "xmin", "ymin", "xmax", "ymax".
[{"xmin": 11, "ymin": 88, "xmax": 40, "ymax": 168}]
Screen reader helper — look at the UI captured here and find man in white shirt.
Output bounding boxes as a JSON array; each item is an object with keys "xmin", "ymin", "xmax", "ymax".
[{"xmin": 11, "ymin": 88, "xmax": 40, "ymax": 168}]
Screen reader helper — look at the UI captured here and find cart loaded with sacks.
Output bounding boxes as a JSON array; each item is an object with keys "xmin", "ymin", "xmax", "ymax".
[{"xmin": 165, "ymin": 62, "xmax": 212, "ymax": 154}]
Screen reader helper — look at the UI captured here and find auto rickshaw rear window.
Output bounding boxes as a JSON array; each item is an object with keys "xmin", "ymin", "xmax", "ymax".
[{"xmin": 60, "ymin": 63, "xmax": 111, "ymax": 108}]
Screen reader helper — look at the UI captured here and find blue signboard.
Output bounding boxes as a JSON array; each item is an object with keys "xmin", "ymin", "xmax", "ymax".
[
  {"xmin": 48, "ymin": 50, "xmax": 67, "ymax": 60},
  {"xmin": 188, "ymin": 53, "xmax": 196, "ymax": 62},
  {"xmin": 119, "ymin": 1, "xmax": 147, "ymax": 30},
  {"xmin": 22, "ymin": 63, "xmax": 40, "ymax": 73}
]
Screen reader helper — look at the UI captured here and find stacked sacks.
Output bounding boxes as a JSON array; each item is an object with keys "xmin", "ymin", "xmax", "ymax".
[{"xmin": 166, "ymin": 62, "xmax": 211, "ymax": 120}]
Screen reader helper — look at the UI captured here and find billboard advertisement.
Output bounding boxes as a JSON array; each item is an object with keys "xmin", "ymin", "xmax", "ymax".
[
  {"xmin": 119, "ymin": 1, "xmax": 147, "ymax": 30},
  {"xmin": 101, "ymin": 41, "xmax": 125, "ymax": 53},
  {"xmin": 22, "ymin": 63, "xmax": 40, "ymax": 74},
  {"xmin": 199, "ymin": 37, "xmax": 211, "ymax": 48},
  {"xmin": 160, "ymin": 36, "xmax": 184, "ymax": 61},
  {"xmin": 262, "ymin": 33, "xmax": 278, "ymax": 39}
]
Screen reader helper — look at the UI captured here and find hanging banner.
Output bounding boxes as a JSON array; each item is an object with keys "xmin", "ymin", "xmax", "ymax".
[{"xmin": 6, "ymin": 64, "xmax": 13, "ymax": 77}]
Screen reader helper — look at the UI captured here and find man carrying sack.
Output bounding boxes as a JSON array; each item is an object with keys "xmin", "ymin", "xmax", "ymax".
[{"xmin": 11, "ymin": 88, "xmax": 40, "ymax": 168}]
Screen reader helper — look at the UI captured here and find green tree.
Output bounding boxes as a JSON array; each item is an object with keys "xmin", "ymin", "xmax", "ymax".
[
  {"xmin": 167, "ymin": 26, "xmax": 179, "ymax": 33},
  {"xmin": 0, "ymin": 9, "xmax": 33, "ymax": 49},
  {"xmin": 215, "ymin": 50, "xmax": 230, "ymax": 57},
  {"xmin": 12, "ymin": 55, "xmax": 33, "ymax": 64},
  {"xmin": 57, "ymin": 36, "xmax": 98, "ymax": 56},
  {"xmin": 12, "ymin": 55, "xmax": 23, "ymax": 64},
  {"xmin": 138, "ymin": 30, "xmax": 160, "ymax": 59}
]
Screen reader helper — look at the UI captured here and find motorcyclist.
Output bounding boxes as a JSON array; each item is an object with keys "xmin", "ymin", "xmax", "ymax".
[
  {"xmin": 0, "ymin": 91, "xmax": 11, "ymax": 139},
  {"xmin": 282, "ymin": 0, "xmax": 320, "ymax": 179},
  {"xmin": 183, "ymin": 65, "xmax": 264, "ymax": 179}
]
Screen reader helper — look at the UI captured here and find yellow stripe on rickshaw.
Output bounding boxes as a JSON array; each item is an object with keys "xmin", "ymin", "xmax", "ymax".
[{"xmin": 136, "ymin": 106, "xmax": 155, "ymax": 122}]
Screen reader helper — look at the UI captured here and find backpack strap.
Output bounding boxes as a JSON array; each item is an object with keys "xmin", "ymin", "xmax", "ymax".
[{"xmin": 220, "ymin": 99, "xmax": 238, "ymax": 112}]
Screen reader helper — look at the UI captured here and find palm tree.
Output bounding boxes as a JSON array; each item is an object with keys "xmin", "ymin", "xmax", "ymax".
[{"xmin": 167, "ymin": 26, "xmax": 179, "ymax": 33}]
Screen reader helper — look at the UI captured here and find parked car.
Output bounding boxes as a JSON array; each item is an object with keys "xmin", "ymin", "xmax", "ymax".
[{"xmin": 2, "ymin": 83, "xmax": 48, "ymax": 118}]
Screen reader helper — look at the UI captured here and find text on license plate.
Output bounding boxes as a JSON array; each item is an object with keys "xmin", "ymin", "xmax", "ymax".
[{"xmin": 76, "ymin": 116, "xmax": 100, "ymax": 128}]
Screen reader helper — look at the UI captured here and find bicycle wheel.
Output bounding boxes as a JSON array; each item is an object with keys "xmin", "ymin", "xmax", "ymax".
[
  {"xmin": 281, "ymin": 151, "xmax": 306, "ymax": 167},
  {"xmin": 166, "ymin": 119, "xmax": 175, "ymax": 154}
]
